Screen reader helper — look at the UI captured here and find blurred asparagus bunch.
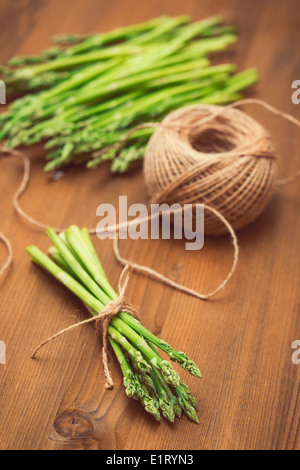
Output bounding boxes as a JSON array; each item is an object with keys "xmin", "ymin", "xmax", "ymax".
[
  {"xmin": 26, "ymin": 225, "xmax": 201, "ymax": 423},
  {"xmin": 0, "ymin": 15, "xmax": 258, "ymax": 173}
]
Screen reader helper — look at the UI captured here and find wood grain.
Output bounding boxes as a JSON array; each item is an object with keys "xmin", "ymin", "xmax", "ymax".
[{"xmin": 0, "ymin": 0, "xmax": 299, "ymax": 451}]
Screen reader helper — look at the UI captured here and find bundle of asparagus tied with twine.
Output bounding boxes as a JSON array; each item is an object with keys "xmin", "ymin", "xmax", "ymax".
[
  {"xmin": 26, "ymin": 225, "xmax": 201, "ymax": 423},
  {"xmin": 0, "ymin": 15, "xmax": 258, "ymax": 173}
]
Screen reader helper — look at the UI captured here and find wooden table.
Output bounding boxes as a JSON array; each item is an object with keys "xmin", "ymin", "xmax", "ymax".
[{"xmin": 0, "ymin": 0, "xmax": 299, "ymax": 451}]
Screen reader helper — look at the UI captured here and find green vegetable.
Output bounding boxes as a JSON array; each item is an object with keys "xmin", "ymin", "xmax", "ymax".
[
  {"xmin": 26, "ymin": 225, "xmax": 201, "ymax": 423},
  {"xmin": 1, "ymin": 15, "xmax": 258, "ymax": 173}
]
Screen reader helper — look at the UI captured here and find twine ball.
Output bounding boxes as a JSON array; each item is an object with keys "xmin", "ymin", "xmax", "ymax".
[{"xmin": 144, "ymin": 105, "xmax": 278, "ymax": 235}]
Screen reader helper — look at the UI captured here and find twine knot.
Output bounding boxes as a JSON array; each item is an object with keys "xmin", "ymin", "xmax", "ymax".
[
  {"xmin": 30, "ymin": 265, "xmax": 139, "ymax": 390},
  {"xmin": 95, "ymin": 265, "xmax": 140, "ymax": 389}
]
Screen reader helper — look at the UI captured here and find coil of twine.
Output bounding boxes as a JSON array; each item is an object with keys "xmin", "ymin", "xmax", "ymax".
[{"xmin": 144, "ymin": 102, "xmax": 279, "ymax": 235}]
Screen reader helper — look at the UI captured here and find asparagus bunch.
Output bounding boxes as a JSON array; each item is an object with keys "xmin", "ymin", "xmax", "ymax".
[
  {"xmin": 26, "ymin": 225, "xmax": 201, "ymax": 423},
  {"xmin": 0, "ymin": 15, "xmax": 258, "ymax": 173}
]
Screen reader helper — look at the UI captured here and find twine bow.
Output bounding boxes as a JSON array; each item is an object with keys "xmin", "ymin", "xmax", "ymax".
[{"xmin": 31, "ymin": 264, "xmax": 139, "ymax": 389}]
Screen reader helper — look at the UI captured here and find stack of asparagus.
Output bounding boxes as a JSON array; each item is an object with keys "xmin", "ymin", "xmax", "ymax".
[
  {"xmin": 0, "ymin": 15, "xmax": 258, "ymax": 173},
  {"xmin": 26, "ymin": 225, "xmax": 201, "ymax": 423}
]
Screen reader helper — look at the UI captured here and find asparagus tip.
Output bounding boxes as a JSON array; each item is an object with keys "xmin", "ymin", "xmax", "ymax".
[
  {"xmin": 159, "ymin": 398, "xmax": 175, "ymax": 423},
  {"xmin": 161, "ymin": 360, "xmax": 181, "ymax": 387}
]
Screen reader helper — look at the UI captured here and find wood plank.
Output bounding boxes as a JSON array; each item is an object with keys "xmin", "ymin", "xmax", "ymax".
[{"xmin": 0, "ymin": 0, "xmax": 299, "ymax": 450}]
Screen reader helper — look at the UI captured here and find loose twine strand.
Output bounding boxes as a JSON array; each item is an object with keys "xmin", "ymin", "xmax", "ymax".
[
  {"xmin": 0, "ymin": 231, "xmax": 13, "ymax": 278},
  {"xmin": 112, "ymin": 203, "xmax": 240, "ymax": 300},
  {"xmin": 0, "ymin": 98, "xmax": 299, "ymax": 386}
]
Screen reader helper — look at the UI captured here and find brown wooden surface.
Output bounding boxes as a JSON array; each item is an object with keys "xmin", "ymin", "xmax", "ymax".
[{"xmin": 0, "ymin": 0, "xmax": 299, "ymax": 451}]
